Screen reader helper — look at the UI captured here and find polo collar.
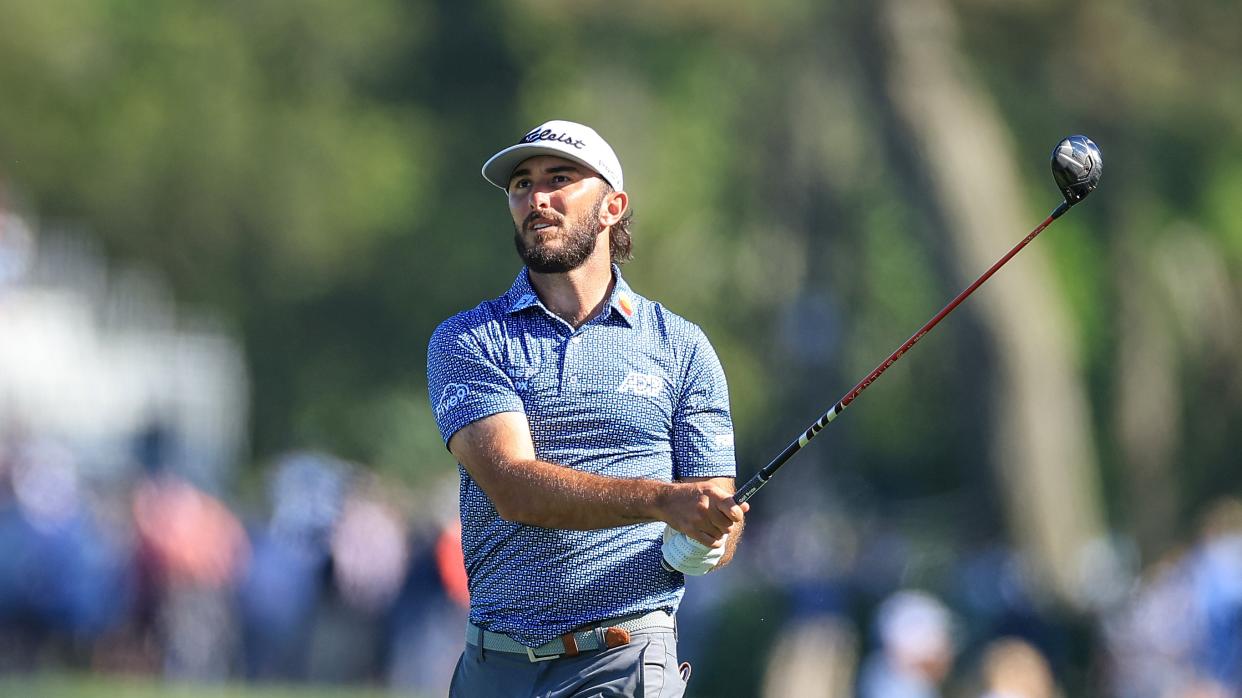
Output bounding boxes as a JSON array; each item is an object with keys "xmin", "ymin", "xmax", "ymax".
[
  {"xmin": 504, "ymin": 268, "xmax": 541, "ymax": 314},
  {"xmin": 504, "ymin": 266, "xmax": 639, "ymax": 328},
  {"xmin": 607, "ymin": 268, "xmax": 639, "ymax": 327}
]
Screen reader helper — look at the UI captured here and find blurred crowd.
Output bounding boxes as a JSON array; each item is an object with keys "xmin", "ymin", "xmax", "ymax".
[
  {"xmin": 0, "ymin": 426, "xmax": 468, "ymax": 694},
  {"xmin": 0, "ymin": 210, "xmax": 467, "ymax": 693},
  {"xmin": 5, "ymin": 423, "xmax": 1241, "ymax": 697},
  {"xmin": 703, "ymin": 478, "xmax": 1242, "ymax": 698}
]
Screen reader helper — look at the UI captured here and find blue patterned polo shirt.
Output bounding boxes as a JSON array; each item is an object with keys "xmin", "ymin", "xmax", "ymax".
[{"xmin": 427, "ymin": 266, "xmax": 736, "ymax": 647}]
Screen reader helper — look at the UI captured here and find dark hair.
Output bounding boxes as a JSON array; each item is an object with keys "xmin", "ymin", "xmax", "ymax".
[{"xmin": 602, "ymin": 183, "xmax": 633, "ymax": 264}]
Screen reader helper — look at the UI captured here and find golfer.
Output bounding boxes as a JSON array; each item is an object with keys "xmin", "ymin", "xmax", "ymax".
[{"xmin": 427, "ymin": 119, "xmax": 747, "ymax": 697}]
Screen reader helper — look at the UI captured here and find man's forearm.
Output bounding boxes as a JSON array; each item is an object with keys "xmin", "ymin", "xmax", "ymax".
[
  {"xmin": 483, "ymin": 457, "xmax": 671, "ymax": 530},
  {"xmin": 449, "ymin": 413, "xmax": 741, "ymax": 541}
]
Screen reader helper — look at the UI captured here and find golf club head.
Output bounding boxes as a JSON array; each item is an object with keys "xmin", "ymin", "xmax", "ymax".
[{"xmin": 1051, "ymin": 135, "xmax": 1102, "ymax": 205}]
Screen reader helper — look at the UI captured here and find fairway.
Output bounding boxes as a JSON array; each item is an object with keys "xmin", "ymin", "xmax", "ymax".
[{"xmin": 0, "ymin": 674, "xmax": 427, "ymax": 698}]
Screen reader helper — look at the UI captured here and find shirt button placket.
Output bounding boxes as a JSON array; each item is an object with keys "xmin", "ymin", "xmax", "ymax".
[
  {"xmin": 557, "ymin": 333, "xmax": 569, "ymax": 394},
  {"xmin": 564, "ymin": 333, "xmax": 583, "ymax": 392}
]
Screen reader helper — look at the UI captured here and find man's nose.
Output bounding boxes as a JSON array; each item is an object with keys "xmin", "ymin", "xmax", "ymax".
[{"xmin": 529, "ymin": 187, "xmax": 552, "ymax": 209}]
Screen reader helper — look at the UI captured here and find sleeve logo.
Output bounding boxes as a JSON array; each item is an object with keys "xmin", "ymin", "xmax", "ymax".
[{"xmin": 435, "ymin": 383, "xmax": 470, "ymax": 418}]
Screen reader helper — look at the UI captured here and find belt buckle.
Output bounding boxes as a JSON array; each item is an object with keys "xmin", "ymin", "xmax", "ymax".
[{"xmin": 526, "ymin": 646, "xmax": 559, "ymax": 663}]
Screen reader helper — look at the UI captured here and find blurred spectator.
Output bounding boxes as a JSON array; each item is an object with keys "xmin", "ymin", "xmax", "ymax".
[
  {"xmin": 752, "ymin": 484, "xmax": 860, "ymax": 698},
  {"xmin": 1101, "ymin": 497, "xmax": 1242, "ymax": 698},
  {"xmin": 1189, "ymin": 498, "xmax": 1242, "ymax": 689},
  {"xmin": 130, "ymin": 427, "xmax": 248, "ymax": 682},
  {"xmin": 435, "ymin": 520, "xmax": 469, "ymax": 609},
  {"xmin": 386, "ymin": 474, "xmax": 468, "ymax": 696},
  {"xmin": 330, "ymin": 479, "xmax": 411, "ymax": 614},
  {"xmin": 954, "ymin": 545, "xmax": 1041, "ymax": 632},
  {"xmin": 0, "ymin": 436, "xmax": 133, "ymax": 670},
  {"xmin": 307, "ymin": 474, "xmax": 412, "ymax": 683},
  {"xmin": 761, "ymin": 615, "xmax": 858, "ymax": 698},
  {"xmin": 976, "ymin": 636, "xmax": 1060, "ymax": 698},
  {"xmin": 1102, "ymin": 547, "xmax": 1201, "ymax": 698},
  {"xmin": 236, "ymin": 451, "xmax": 346, "ymax": 681},
  {"xmin": 858, "ymin": 590, "xmax": 957, "ymax": 698},
  {"xmin": 132, "ymin": 473, "xmax": 248, "ymax": 592}
]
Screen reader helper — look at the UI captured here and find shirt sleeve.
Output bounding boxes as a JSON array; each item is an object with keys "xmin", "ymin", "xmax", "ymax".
[
  {"xmin": 671, "ymin": 325, "xmax": 737, "ymax": 480},
  {"xmin": 427, "ymin": 316, "xmax": 526, "ymax": 446}
]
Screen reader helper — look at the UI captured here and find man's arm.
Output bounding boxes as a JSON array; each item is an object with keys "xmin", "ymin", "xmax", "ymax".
[
  {"xmin": 677, "ymin": 476, "xmax": 745, "ymax": 569},
  {"xmin": 448, "ymin": 411, "xmax": 744, "ymax": 547}
]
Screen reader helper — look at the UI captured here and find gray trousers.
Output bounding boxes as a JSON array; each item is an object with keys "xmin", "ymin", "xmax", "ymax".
[{"xmin": 449, "ymin": 629, "xmax": 686, "ymax": 698}]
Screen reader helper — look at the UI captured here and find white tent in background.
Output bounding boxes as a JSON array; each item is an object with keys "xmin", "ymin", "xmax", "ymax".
[{"xmin": 0, "ymin": 209, "xmax": 248, "ymax": 489}]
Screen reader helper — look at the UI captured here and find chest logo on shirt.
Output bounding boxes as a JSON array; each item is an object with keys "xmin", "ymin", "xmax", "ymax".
[
  {"xmin": 616, "ymin": 370, "xmax": 662, "ymax": 398},
  {"xmin": 435, "ymin": 383, "xmax": 469, "ymax": 417},
  {"xmin": 508, "ymin": 366, "xmax": 537, "ymax": 392}
]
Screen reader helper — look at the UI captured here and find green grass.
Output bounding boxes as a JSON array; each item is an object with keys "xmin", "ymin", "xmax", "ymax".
[{"xmin": 0, "ymin": 674, "xmax": 427, "ymax": 698}]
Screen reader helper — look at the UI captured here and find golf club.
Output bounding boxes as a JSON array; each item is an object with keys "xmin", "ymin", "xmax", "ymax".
[
  {"xmin": 662, "ymin": 135, "xmax": 1102, "ymax": 574},
  {"xmin": 733, "ymin": 134, "xmax": 1102, "ymax": 505}
]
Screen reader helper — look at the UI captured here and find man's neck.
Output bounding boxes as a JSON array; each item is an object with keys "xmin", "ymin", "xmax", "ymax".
[{"xmin": 528, "ymin": 254, "xmax": 615, "ymax": 329}]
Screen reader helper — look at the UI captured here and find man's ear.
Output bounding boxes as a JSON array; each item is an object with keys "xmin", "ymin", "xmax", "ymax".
[{"xmin": 599, "ymin": 188, "xmax": 628, "ymax": 227}]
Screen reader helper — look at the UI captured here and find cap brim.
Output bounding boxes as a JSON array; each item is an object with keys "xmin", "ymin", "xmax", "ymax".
[{"xmin": 481, "ymin": 143, "xmax": 611, "ymax": 191}]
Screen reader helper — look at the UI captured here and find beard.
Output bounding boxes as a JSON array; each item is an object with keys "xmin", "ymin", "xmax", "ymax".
[{"xmin": 513, "ymin": 197, "xmax": 603, "ymax": 274}]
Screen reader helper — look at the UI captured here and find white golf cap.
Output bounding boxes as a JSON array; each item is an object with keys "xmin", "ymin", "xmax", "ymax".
[{"xmin": 482, "ymin": 120, "xmax": 623, "ymax": 192}]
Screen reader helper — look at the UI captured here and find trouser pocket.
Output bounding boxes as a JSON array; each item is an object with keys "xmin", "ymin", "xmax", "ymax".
[{"xmin": 641, "ymin": 633, "xmax": 684, "ymax": 698}]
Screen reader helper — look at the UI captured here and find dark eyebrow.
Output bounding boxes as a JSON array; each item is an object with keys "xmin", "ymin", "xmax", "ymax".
[{"xmin": 508, "ymin": 164, "xmax": 582, "ymax": 186}]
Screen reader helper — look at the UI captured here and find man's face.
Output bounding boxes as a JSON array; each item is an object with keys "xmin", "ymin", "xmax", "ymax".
[{"xmin": 507, "ymin": 155, "xmax": 608, "ymax": 274}]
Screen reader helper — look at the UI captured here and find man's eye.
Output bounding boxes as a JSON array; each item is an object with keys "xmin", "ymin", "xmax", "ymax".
[
  {"xmin": 552, "ymin": 175, "xmax": 570, "ymax": 184},
  {"xmin": 510, "ymin": 179, "xmax": 530, "ymax": 191}
]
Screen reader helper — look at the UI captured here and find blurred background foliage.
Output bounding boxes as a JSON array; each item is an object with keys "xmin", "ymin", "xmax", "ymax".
[
  {"xmin": 1, "ymin": 0, "xmax": 1241, "ymax": 691},
  {"xmin": 3, "ymin": 0, "xmax": 1241, "ymax": 542}
]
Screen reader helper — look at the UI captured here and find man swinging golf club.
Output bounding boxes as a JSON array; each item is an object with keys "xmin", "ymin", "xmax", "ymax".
[{"xmin": 427, "ymin": 119, "xmax": 747, "ymax": 697}]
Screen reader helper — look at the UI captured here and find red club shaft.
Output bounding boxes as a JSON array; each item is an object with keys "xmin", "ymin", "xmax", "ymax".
[{"xmin": 734, "ymin": 202, "xmax": 1069, "ymax": 505}]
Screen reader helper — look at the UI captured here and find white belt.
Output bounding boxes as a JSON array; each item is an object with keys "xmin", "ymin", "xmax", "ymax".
[{"xmin": 466, "ymin": 609, "xmax": 675, "ymax": 662}]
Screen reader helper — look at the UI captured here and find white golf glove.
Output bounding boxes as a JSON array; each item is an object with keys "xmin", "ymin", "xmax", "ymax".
[{"xmin": 661, "ymin": 525, "xmax": 727, "ymax": 576}]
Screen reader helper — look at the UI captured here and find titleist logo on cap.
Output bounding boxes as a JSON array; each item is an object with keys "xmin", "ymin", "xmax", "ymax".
[
  {"xmin": 482, "ymin": 119, "xmax": 624, "ymax": 191},
  {"xmin": 521, "ymin": 128, "xmax": 587, "ymax": 149}
]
